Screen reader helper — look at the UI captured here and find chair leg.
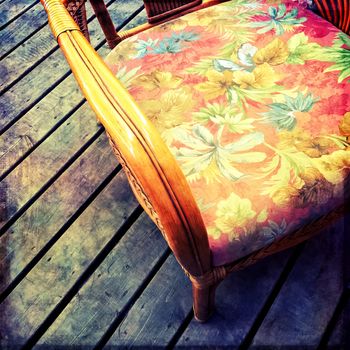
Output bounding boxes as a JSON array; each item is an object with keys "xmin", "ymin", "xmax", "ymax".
[
  {"xmin": 90, "ymin": 0, "xmax": 122, "ymax": 49},
  {"xmin": 192, "ymin": 282, "xmax": 217, "ymax": 322}
]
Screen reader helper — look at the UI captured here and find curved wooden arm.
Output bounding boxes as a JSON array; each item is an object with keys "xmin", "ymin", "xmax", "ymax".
[{"xmin": 40, "ymin": 0, "xmax": 211, "ymax": 277}]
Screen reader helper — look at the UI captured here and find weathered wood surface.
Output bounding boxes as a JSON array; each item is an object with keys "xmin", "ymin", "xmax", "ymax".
[
  {"xmin": 35, "ymin": 213, "xmax": 168, "ymax": 348},
  {"xmin": 0, "ymin": 170, "xmax": 138, "ymax": 347},
  {"xmin": 0, "ymin": 1, "xmax": 92, "ymax": 89},
  {"xmin": 0, "ymin": 1, "xmax": 349, "ymax": 348},
  {"xmin": 0, "ymin": 4, "xmax": 145, "ymax": 231},
  {"xmin": 328, "ymin": 293, "xmax": 350, "ymax": 348},
  {"xmin": 0, "ymin": 0, "xmax": 143, "ymax": 106},
  {"xmin": 0, "ymin": 0, "xmax": 37, "ymax": 29},
  {"xmin": 0, "ymin": 2, "xmax": 47, "ymax": 60},
  {"xmin": 0, "ymin": 105, "xmax": 101, "ymax": 233},
  {"xmin": 0, "ymin": 134, "xmax": 116, "ymax": 295},
  {"xmin": 251, "ymin": 219, "xmax": 345, "ymax": 347},
  {"xmin": 103, "ymin": 249, "xmax": 293, "ymax": 348},
  {"xmin": 176, "ymin": 250, "xmax": 294, "ymax": 348},
  {"xmin": 0, "ymin": 7, "xmax": 146, "ymax": 179},
  {"xmin": 105, "ymin": 254, "xmax": 192, "ymax": 348}
]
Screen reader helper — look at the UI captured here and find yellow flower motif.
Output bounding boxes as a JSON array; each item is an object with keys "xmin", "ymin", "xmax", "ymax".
[
  {"xmin": 270, "ymin": 168, "xmax": 323, "ymax": 208},
  {"xmin": 215, "ymin": 193, "xmax": 256, "ymax": 233},
  {"xmin": 256, "ymin": 208, "xmax": 268, "ymax": 223},
  {"xmin": 132, "ymin": 71, "xmax": 183, "ymax": 92},
  {"xmin": 253, "ymin": 38, "xmax": 289, "ymax": 66},
  {"xmin": 106, "ymin": 39, "xmax": 136, "ymax": 63},
  {"xmin": 166, "ymin": 9, "xmax": 219, "ymax": 31},
  {"xmin": 278, "ymin": 128, "xmax": 335, "ymax": 157},
  {"xmin": 199, "ymin": 158, "xmax": 222, "ymax": 184},
  {"xmin": 139, "ymin": 88, "xmax": 193, "ymax": 133},
  {"xmin": 339, "ymin": 112, "xmax": 350, "ymax": 137},
  {"xmin": 272, "ymin": 168, "xmax": 334, "ymax": 208},
  {"xmin": 207, "ymin": 226, "xmax": 222, "ymax": 240},
  {"xmin": 272, "ymin": 184, "xmax": 300, "ymax": 207},
  {"xmin": 232, "ymin": 63, "xmax": 279, "ymax": 89},
  {"xmin": 195, "ymin": 70, "xmax": 234, "ymax": 100},
  {"xmin": 296, "ymin": 168, "xmax": 334, "ymax": 207},
  {"xmin": 232, "ymin": 70, "xmax": 255, "ymax": 89},
  {"xmin": 312, "ymin": 150, "xmax": 350, "ymax": 185}
]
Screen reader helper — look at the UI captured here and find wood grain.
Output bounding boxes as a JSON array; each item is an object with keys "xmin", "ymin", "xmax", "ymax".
[
  {"xmin": 105, "ymin": 254, "xmax": 193, "ymax": 348},
  {"xmin": 0, "ymin": 10, "xmax": 146, "ymax": 179},
  {"xmin": 35, "ymin": 213, "xmax": 168, "ymax": 348},
  {"xmin": 0, "ymin": 0, "xmax": 143, "ymax": 97},
  {"xmin": 0, "ymin": 170, "xmax": 138, "ymax": 347},
  {"xmin": 176, "ymin": 250, "xmax": 292, "ymax": 347},
  {"xmin": 251, "ymin": 218, "xmax": 345, "ymax": 347},
  {"xmin": 0, "ymin": 0, "xmax": 37, "ymax": 29},
  {"xmin": 0, "ymin": 3, "xmax": 47, "ymax": 59},
  {"xmin": 0, "ymin": 103, "xmax": 100, "ymax": 233},
  {"xmin": 328, "ymin": 294, "xmax": 350, "ymax": 348},
  {"xmin": 0, "ymin": 134, "xmax": 117, "ymax": 294}
]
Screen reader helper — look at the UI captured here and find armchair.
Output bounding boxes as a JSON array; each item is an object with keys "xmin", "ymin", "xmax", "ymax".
[{"xmin": 40, "ymin": 0, "xmax": 350, "ymax": 322}]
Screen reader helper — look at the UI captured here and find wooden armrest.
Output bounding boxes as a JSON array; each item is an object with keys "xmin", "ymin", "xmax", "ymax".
[{"xmin": 40, "ymin": 0, "xmax": 211, "ymax": 277}]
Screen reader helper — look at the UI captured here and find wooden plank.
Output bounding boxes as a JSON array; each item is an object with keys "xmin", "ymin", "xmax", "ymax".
[
  {"xmin": 35, "ymin": 213, "xmax": 168, "ymax": 348},
  {"xmin": 105, "ymin": 254, "xmax": 193, "ymax": 348},
  {"xmin": 0, "ymin": 0, "xmax": 37, "ymax": 29},
  {"xmin": 328, "ymin": 294, "xmax": 350, "ymax": 348},
  {"xmin": 0, "ymin": 2, "xmax": 47, "ymax": 59},
  {"xmin": 0, "ymin": 75, "xmax": 83, "ymax": 179},
  {"xmin": 176, "ymin": 250, "xmax": 292, "ymax": 348},
  {"xmin": 0, "ymin": 170, "xmax": 138, "ymax": 347},
  {"xmin": 0, "ymin": 40, "xmax": 71, "ymax": 132},
  {"xmin": 0, "ymin": 1, "xmax": 94, "ymax": 60},
  {"xmin": 0, "ymin": 0, "xmax": 145, "ymax": 132},
  {"xmin": 0, "ymin": 0, "xmax": 143, "ymax": 94},
  {"xmin": 0, "ymin": 134, "xmax": 117, "ymax": 295},
  {"xmin": 0, "ymin": 103, "xmax": 101, "ymax": 233},
  {"xmin": 327, "ymin": 214, "xmax": 350, "ymax": 349},
  {"xmin": 0, "ymin": 9, "xmax": 147, "ymax": 179},
  {"xmin": 251, "ymin": 219, "xmax": 344, "ymax": 347},
  {"xmin": 102, "ymin": 241, "xmax": 292, "ymax": 348}
]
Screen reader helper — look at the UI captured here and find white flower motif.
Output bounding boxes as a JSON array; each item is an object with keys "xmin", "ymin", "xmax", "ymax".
[{"xmin": 237, "ymin": 43, "xmax": 258, "ymax": 66}]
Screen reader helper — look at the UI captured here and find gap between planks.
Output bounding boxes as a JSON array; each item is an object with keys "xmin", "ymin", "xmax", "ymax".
[{"xmin": 0, "ymin": 0, "xmax": 39, "ymax": 32}]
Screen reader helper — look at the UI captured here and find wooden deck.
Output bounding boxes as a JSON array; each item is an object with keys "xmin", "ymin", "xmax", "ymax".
[{"xmin": 0, "ymin": 0, "xmax": 349, "ymax": 348}]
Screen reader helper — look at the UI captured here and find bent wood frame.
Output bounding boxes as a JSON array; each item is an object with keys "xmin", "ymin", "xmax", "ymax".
[
  {"xmin": 41, "ymin": 0, "xmax": 349, "ymax": 322},
  {"xmin": 63, "ymin": 0, "xmax": 225, "ymax": 48}
]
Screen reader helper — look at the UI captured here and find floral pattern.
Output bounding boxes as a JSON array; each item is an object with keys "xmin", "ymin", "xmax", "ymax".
[{"xmin": 106, "ymin": 0, "xmax": 350, "ymax": 266}]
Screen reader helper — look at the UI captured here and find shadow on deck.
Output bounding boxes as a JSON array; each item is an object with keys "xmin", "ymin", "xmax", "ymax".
[{"xmin": 0, "ymin": 0, "xmax": 349, "ymax": 348}]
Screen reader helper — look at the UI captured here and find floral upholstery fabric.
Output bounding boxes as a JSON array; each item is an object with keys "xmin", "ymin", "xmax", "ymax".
[{"xmin": 105, "ymin": 0, "xmax": 350, "ymax": 266}]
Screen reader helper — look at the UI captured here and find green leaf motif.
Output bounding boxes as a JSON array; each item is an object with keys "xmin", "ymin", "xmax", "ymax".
[
  {"xmin": 307, "ymin": 33, "xmax": 350, "ymax": 83},
  {"xmin": 174, "ymin": 126, "xmax": 266, "ymax": 182},
  {"xmin": 262, "ymin": 93, "xmax": 318, "ymax": 131},
  {"xmin": 250, "ymin": 5, "xmax": 306, "ymax": 36},
  {"xmin": 287, "ymin": 33, "xmax": 322, "ymax": 64},
  {"xmin": 194, "ymin": 103, "xmax": 255, "ymax": 134}
]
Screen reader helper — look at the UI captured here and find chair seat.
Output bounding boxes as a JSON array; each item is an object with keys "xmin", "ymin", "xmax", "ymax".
[{"xmin": 105, "ymin": 0, "xmax": 350, "ymax": 266}]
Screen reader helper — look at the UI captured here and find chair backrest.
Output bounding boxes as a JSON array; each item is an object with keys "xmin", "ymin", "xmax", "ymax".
[
  {"xmin": 314, "ymin": 0, "xmax": 350, "ymax": 34},
  {"xmin": 143, "ymin": 0, "xmax": 203, "ymax": 23}
]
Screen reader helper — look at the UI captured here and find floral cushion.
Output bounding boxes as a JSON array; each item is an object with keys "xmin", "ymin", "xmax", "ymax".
[{"xmin": 105, "ymin": 0, "xmax": 350, "ymax": 266}]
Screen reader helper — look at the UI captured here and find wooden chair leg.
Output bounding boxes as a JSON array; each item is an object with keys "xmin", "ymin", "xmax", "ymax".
[
  {"xmin": 90, "ymin": 0, "xmax": 122, "ymax": 49},
  {"xmin": 192, "ymin": 283, "xmax": 217, "ymax": 322}
]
